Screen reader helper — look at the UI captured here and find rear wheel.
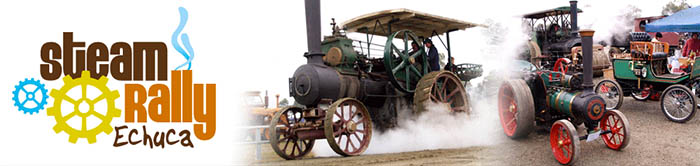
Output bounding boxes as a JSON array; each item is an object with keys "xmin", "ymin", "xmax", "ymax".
[
  {"xmin": 600, "ymin": 110, "xmax": 631, "ymax": 150},
  {"xmin": 660, "ymin": 85, "xmax": 697, "ymax": 123},
  {"xmin": 549, "ymin": 120, "xmax": 580, "ymax": 165},
  {"xmin": 595, "ymin": 79, "xmax": 623, "ymax": 110},
  {"xmin": 498, "ymin": 79, "xmax": 535, "ymax": 138},
  {"xmin": 414, "ymin": 71, "xmax": 470, "ymax": 114},
  {"xmin": 631, "ymin": 89, "xmax": 650, "ymax": 101}
]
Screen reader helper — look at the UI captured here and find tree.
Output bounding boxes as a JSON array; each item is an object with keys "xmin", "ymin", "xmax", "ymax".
[
  {"xmin": 279, "ymin": 98, "xmax": 289, "ymax": 107},
  {"xmin": 662, "ymin": 0, "xmax": 692, "ymax": 15}
]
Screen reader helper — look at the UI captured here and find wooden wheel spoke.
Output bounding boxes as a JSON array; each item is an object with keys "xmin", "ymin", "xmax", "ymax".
[
  {"xmin": 283, "ymin": 138, "xmax": 291, "ymax": 151},
  {"xmin": 340, "ymin": 105, "xmax": 346, "ymax": 121},
  {"xmin": 344, "ymin": 135, "xmax": 351, "ymax": 151},
  {"xmin": 348, "ymin": 138, "xmax": 357, "ymax": 151},
  {"xmin": 353, "ymin": 133, "xmax": 362, "ymax": 142},
  {"xmin": 337, "ymin": 134, "xmax": 343, "ymax": 145},
  {"xmin": 506, "ymin": 118, "xmax": 516, "ymax": 128},
  {"xmin": 446, "ymin": 89, "xmax": 459, "ymax": 100},
  {"xmin": 295, "ymin": 140, "xmax": 303, "ymax": 155}
]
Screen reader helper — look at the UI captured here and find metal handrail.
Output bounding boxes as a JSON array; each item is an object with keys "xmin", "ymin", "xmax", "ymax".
[{"xmin": 235, "ymin": 125, "xmax": 285, "ymax": 160}]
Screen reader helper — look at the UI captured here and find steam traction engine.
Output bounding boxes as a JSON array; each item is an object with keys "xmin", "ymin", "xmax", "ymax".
[
  {"xmin": 498, "ymin": 30, "xmax": 631, "ymax": 165},
  {"xmin": 269, "ymin": 0, "xmax": 483, "ymax": 160}
]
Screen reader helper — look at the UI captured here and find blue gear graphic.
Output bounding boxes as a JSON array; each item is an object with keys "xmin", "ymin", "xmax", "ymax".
[{"xmin": 12, "ymin": 78, "xmax": 49, "ymax": 114}]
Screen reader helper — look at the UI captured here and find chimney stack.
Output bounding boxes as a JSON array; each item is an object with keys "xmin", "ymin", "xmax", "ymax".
[
  {"xmin": 304, "ymin": 0, "xmax": 324, "ymax": 64},
  {"xmin": 570, "ymin": 1, "xmax": 579, "ymax": 37},
  {"xmin": 579, "ymin": 29, "xmax": 595, "ymax": 91}
]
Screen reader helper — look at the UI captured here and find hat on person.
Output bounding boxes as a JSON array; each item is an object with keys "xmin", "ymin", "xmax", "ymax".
[{"xmin": 424, "ymin": 39, "xmax": 433, "ymax": 44}]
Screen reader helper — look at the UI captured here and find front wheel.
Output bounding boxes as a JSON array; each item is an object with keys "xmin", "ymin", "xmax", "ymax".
[
  {"xmin": 595, "ymin": 80, "xmax": 623, "ymax": 110},
  {"xmin": 269, "ymin": 107, "xmax": 315, "ymax": 160},
  {"xmin": 549, "ymin": 120, "xmax": 580, "ymax": 165},
  {"xmin": 600, "ymin": 110, "xmax": 631, "ymax": 150},
  {"xmin": 324, "ymin": 98, "xmax": 373, "ymax": 156},
  {"xmin": 660, "ymin": 85, "xmax": 697, "ymax": 123}
]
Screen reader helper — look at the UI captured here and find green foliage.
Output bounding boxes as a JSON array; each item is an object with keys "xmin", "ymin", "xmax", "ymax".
[
  {"xmin": 662, "ymin": 0, "xmax": 692, "ymax": 15},
  {"xmin": 279, "ymin": 98, "xmax": 289, "ymax": 107}
]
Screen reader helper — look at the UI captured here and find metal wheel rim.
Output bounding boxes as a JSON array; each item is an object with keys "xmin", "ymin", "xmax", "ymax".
[
  {"xmin": 596, "ymin": 81, "xmax": 620, "ymax": 110},
  {"xmin": 662, "ymin": 88, "xmax": 693, "ymax": 121},
  {"xmin": 498, "ymin": 83, "xmax": 517, "ymax": 136}
]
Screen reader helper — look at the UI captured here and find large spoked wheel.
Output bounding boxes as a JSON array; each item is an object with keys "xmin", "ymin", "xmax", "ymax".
[
  {"xmin": 497, "ymin": 79, "xmax": 535, "ymax": 138},
  {"xmin": 600, "ymin": 110, "xmax": 631, "ymax": 150},
  {"xmin": 325, "ymin": 98, "xmax": 372, "ymax": 156},
  {"xmin": 631, "ymin": 89, "xmax": 650, "ymax": 101},
  {"xmin": 414, "ymin": 71, "xmax": 470, "ymax": 114},
  {"xmin": 660, "ymin": 85, "xmax": 697, "ymax": 123},
  {"xmin": 595, "ymin": 79, "xmax": 624, "ymax": 110},
  {"xmin": 269, "ymin": 107, "xmax": 315, "ymax": 160},
  {"xmin": 549, "ymin": 120, "xmax": 580, "ymax": 165},
  {"xmin": 384, "ymin": 30, "xmax": 427, "ymax": 93}
]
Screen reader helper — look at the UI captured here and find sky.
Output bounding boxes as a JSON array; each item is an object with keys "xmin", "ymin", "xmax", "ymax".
[{"xmin": 237, "ymin": 0, "xmax": 700, "ymax": 107}]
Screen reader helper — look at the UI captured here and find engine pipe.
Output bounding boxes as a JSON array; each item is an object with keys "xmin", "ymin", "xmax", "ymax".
[
  {"xmin": 580, "ymin": 29, "xmax": 594, "ymax": 91},
  {"xmin": 304, "ymin": 0, "xmax": 324, "ymax": 64},
  {"xmin": 569, "ymin": 1, "xmax": 579, "ymax": 37}
]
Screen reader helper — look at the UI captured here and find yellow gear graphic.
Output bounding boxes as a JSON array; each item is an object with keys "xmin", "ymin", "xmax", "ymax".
[{"xmin": 47, "ymin": 70, "xmax": 121, "ymax": 144}]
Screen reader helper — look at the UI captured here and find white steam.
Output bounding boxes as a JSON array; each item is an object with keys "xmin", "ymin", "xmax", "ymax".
[{"xmin": 578, "ymin": 1, "xmax": 642, "ymax": 44}]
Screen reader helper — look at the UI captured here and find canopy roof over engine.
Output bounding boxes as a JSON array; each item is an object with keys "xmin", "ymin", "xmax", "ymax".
[
  {"xmin": 522, "ymin": 6, "xmax": 582, "ymax": 19},
  {"xmin": 340, "ymin": 8, "xmax": 484, "ymax": 38}
]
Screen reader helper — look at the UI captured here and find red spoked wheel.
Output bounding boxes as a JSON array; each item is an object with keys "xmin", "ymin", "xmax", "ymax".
[
  {"xmin": 498, "ymin": 79, "xmax": 535, "ymax": 138},
  {"xmin": 550, "ymin": 120, "xmax": 580, "ymax": 165},
  {"xmin": 553, "ymin": 58, "xmax": 572, "ymax": 74},
  {"xmin": 325, "ymin": 98, "xmax": 373, "ymax": 156},
  {"xmin": 269, "ymin": 107, "xmax": 315, "ymax": 160},
  {"xmin": 600, "ymin": 110, "xmax": 631, "ymax": 150}
]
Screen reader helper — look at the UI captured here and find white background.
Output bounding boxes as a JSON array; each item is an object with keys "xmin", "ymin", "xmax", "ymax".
[{"xmin": 0, "ymin": 0, "xmax": 694, "ymax": 165}]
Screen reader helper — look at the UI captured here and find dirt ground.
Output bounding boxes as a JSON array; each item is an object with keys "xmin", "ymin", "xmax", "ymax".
[{"xmin": 246, "ymin": 79, "xmax": 700, "ymax": 166}]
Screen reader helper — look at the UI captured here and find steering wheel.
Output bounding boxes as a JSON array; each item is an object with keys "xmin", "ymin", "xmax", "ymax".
[
  {"xmin": 553, "ymin": 58, "xmax": 572, "ymax": 75},
  {"xmin": 383, "ymin": 30, "xmax": 427, "ymax": 93}
]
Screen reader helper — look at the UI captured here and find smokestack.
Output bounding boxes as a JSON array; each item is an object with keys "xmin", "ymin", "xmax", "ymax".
[
  {"xmin": 570, "ymin": 1, "xmax": 579, "ymax": 36},
  {"xmin": 579, "ymin": 29, "xmax": 594, "ymax": 91},
  {"xmin": 265, "ymin": 90, "xmax": 269, "ymax": 108},
  {"xmin": 304, "ymin": 0, "xmax": 324, "ymax": 64}
]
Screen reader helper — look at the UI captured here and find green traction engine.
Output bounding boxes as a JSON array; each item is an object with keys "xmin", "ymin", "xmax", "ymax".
[{"xmin": 498, "ymin": 30, "xmax": 631, "ymax": 165}]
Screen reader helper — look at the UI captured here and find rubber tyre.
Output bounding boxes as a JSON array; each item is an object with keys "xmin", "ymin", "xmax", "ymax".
[
  {"xmin": 549, "ymin": 120, "xmax": 580, "ymax": 165},
  {"xmin": 594, "ymin": 79, "xmax": 624, "ymax": 110},
  {"xmin": 660, "ymin": 85, "xmax": 697, "ymax": 123}
]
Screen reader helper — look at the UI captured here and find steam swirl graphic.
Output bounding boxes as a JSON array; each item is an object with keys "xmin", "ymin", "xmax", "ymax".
[{"xmin": 172, "ymin": 7, "xmax": 194, "ymax": 70}]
